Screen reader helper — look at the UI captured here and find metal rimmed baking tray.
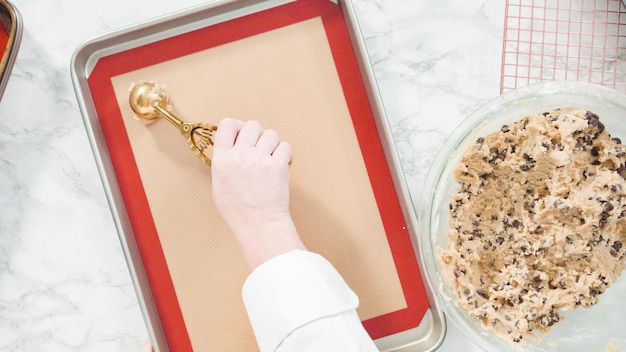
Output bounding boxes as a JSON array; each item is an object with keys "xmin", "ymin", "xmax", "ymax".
[
  {"xmin": 0, "ymin": 0, "xmax": 22, "ymax": 101},
  {"xmin": 70, "ymin": 0, "xmax": 445, "ymax": 351}
]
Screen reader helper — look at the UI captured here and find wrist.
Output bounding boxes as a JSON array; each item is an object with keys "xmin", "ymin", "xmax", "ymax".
[{"xmin": 234, "ymin": 215, "xmax": 306, "ymax": 271}]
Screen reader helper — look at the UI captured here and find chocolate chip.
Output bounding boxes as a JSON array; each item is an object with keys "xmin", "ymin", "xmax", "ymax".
[
  {"xmin": 519, "ymin": 154, "xmax": 536, "ymax": 171},
  {"xmin": 575, "ymin": 294, "xmax": 584, "ymax": 305},
  {"xmin": 597, "ymin": 121, "xmax": 605, "ymax": 134},
  {"xmin": 533, "ymin": 275, "xmax": 542, "ymax": 282},
  {"xmin": 585, "ymin": 111, "xmax": 600, "ymax": 121},
  {"xmin": 600, "ymin": 275, "xmax": 608, "ymax": 285},
  {"xmin": 538, "ymin": 311, "xmax": 559, "ymax": 327},
  {"xmin": 590, "ymin": 146, "xmax": 600, "ymax": 156},
  {"xmin": 585, "ymin": 111, "xmax": 604, "ymax": 136},
  {"xmin": 501, "ymin": 125, "xmax": 510, "ymax": 133},
  {"xmin": 583, "ymin": 169, "xmax": 595, "ymax": 179},
  {"xmin": 617, "ymin": 163, "xmax": 626, "ymax": 179},
  {"xmin": 555, "ymin": 142, "xmax": 564, "ymax": 151},
  {"xmin": 599, "ymin": 214, "xmax": 609, "ymax": 227},
  {"xmin": 575, "ymin": 140, "xmax": 584, "ymax": 150},
  {"xmin": 613, "ymin": 241, "xmax": 622, "ymax": 253},
  {"xmin": 476, "ymin": 137, "xmax": 485, "ymax": 144},
  {"xmin": 477, "ymin": 288, "xmax": 488, "ymax": 298}
]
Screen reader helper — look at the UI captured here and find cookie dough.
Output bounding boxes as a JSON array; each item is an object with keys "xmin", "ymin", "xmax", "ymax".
[{"xmin": 440, "ymin": 108, "xmax": 626, "ymax": 343}]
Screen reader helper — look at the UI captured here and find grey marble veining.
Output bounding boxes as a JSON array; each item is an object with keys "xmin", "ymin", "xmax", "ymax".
[{"xmin": 353, "ymin": 0, "xmax": 504, "ymax": 199}]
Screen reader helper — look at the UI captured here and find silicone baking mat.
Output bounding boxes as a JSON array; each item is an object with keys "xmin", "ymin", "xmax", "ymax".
[
  {"xmin": 85, "ymin": 1, "xmax": 429, "ymax": 350},
  {"xmin": 501, "ymin": 0, "xmax": 626, "ymax": 93},
  {"xmin": 0, "ymin": 0, "xmax": 21, "ymax": 99},
  {"xmin": 0, "ymin": 22, "xmax": 7, "ymax": 50}
]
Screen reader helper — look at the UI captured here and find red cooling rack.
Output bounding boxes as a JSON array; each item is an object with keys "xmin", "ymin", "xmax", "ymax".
[{"xmin": 501, "ymin": 0, "xmax": 626, "ymax": 94}]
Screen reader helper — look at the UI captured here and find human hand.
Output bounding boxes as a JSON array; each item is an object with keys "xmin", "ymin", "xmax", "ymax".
[{"xmin": 211, "ymin": 118, "xmax": 305, "ymax": 270}]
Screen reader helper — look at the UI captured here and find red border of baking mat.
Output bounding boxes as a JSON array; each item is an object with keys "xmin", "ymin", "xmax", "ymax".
[
  {"xmin": 87, "ymin": 0, "xmax": 429, "ymax": 348},
  {"xmin": 0, "ymin": 25, "xmax": 8, "ymax": 56}
]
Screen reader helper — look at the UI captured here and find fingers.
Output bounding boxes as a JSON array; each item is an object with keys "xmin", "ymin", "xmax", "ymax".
[
  {"xmin": 213, "ymin": 118, "xmax": 244, "ymax": 153},
  {"xmin": 213, "ymin": 118, "xmax": 291, "ymax": 162},
  {"xmin": 272, "ymin": 141, "xmax": 293, "ymax": 164},
  {"xmin": 256, "ymin": 128, "xmax": 281, "ymax": 155},
  {"xmin": 234, "ymin": 120, "xmax": 263, "ymax": 147}
]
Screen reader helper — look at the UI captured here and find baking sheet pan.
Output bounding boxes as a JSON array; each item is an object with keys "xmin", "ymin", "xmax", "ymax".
[
  {"xmin": 71, "ymin": 0, "xmax": 445, "ymax": 351},
  {"xmin": 0, "ymin": 0, "xmax": 21, "ymax": 101}
]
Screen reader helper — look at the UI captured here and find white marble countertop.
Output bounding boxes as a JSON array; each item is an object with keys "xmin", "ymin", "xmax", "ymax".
[{"xmin": 0, "ymin": 0, "xmax": 504, "ymax": 350}]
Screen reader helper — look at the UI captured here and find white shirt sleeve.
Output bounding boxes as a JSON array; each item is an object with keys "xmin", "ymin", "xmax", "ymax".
[{"xmin": 241, "ymin": 250, "xmax": 379, "ymax": 352}]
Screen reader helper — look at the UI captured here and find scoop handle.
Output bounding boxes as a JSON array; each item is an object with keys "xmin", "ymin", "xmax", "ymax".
[{"xmin": 153, "ymin": 104, "xmax": 217, "ymax": 166}]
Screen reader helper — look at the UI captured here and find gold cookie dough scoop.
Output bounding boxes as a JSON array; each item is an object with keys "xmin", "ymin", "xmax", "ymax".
[{"xmin": 129, "ymin": 81, "xmax": 217, "ymax": 166}]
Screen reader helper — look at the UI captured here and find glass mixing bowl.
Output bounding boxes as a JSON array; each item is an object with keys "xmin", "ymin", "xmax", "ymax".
[{"xmin": 418, "ymin": 81, "xmax": 626, "ymax": 351}]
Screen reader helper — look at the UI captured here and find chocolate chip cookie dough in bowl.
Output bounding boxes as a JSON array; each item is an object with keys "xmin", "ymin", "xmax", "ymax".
[{"xmin": 418, "ymin": 81, "xmax": 626, "ymax": 351}]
